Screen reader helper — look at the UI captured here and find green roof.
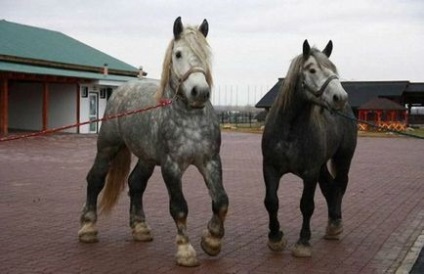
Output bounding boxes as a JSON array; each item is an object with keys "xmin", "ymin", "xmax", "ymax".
[{"xmin": 0, "ymin": 20, "xmax": 138, "ymax": 73}]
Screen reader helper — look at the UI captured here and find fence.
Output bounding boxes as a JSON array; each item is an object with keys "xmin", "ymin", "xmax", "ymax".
[{"xmin": 216, "ymin": 111, "xmax": 264, "ymax": 128}]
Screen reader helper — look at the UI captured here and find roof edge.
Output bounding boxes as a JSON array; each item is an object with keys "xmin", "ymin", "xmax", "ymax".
[
  {"xmin": 341, "ymin": 80, "xmax": 410, "ymax": 84},
  {"xmin": 0, "ymin": 55, "xmax": 138, "ymax": 77}
]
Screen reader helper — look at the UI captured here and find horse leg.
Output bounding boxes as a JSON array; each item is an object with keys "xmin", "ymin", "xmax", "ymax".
[
  {"xmin": 162, "ymin": 161, "xmax": 198, "ymax": 267},
  {"xmin": 197, "ymin": 155, "xmax": 229, "ymax": 257},
  {"xmin": 321, "ymin": 159, "xmax": 350, "ymax": 240},
  {"xmin": 79, "ymin": 146, "xmax": 121, "ymax": 243},
  {"xmin": 128, "ymin": 159, "xmax": 155, "ymax": 242},
  {"xmin": 292, "ymin": 179, "xmax": 317, "ymax": 257},
  {"xmin": 263, "ymin": 163, "xmax": 286, "ymax": 251},
  {"xmin": 319, "ymin": 163, "xmax": 342, "ymax": 240}
]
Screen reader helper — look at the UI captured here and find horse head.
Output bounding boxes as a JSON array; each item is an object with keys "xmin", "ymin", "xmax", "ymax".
[
  {"xmin": 301, "ymin": 40, "xmax": 348, "ymax": 110},
  {"xmin": 169, "ymin": 17, "xmax": 213, "ymax": 109}
]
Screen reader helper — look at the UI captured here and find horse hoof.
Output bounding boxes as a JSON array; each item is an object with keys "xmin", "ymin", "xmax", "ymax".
[
  {"xmin": 292, "ymin": 243, "xmax": 312, "ymax": 257},
  {"xmin": 201, "ymin": 230, "xmax": 221, "ymax": 256},
  {"xmin": 176, "ymin": 243, "xmax": 199, "ymax": 267},
  {"xmin": 324, "ymin": 221, "xmax": 343, "ymax": 240},
  {"xmin": 175, "ymin": 235, "xmax": 199, "ymax": 267},
  {"xmin": 324, "ymin": 233, "xmax": 341, "ymax": 240},
  {"xmin": 132, "ymin": 222, "xmax": 153, "ymax": 242},
  {"xmin": 78, "ymin": 223, "xmax": 98, "ymax": 243},
  {"xmin": 267, "ymin": 237, "xmax": 287, "ymax": 252}
]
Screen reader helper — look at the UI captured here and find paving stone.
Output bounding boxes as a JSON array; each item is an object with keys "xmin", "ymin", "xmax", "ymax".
[{"xmin": 0, "ymin": 132, "xmax": 423, "ymax": 273}]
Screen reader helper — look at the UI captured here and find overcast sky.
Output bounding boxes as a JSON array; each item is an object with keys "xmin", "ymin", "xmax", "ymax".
[{"xmin": 2, "ymin": 0, "xmax": 424, "ymax": 105}]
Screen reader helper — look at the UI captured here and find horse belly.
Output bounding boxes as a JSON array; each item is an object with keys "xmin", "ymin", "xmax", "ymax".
[{"xmin": 118, "ymin": 111, "xmax": 162, "ymax": 161}]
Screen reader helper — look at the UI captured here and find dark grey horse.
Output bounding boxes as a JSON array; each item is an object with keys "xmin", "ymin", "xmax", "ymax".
[
  {"xmin": 262, "ymin": 40, "xmax": 357, "ymax": 257},
  {"xmin": 78, "ymin": 17, "xmax": 228, "ymax": 267}
]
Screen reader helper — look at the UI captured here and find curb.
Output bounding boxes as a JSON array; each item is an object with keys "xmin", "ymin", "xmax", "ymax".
[{"xmin": 396, "ymin": 229, "xmax": 424, "ymax": 274}]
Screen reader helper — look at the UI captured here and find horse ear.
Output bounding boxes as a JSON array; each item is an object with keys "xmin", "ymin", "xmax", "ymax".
[
  {"xmin": 173, "ymin": 16, "xmax": 183, "ymax": 40},
  {"xmin": 199, "ymin": 19, "xmax": 209, "ymax": 37},
  {"xmin": 323, "ymin": 40, "xmax": 333, "ymax": 57},
  {"xmin": 303, "ymin": 39, "xmax": 311, "ymax": 59}
]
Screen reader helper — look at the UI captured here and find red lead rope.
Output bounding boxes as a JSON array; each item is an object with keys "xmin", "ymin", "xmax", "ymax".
[{"xmin": 0, "ymin": 99, "xmax": 173, "ymax": 143}]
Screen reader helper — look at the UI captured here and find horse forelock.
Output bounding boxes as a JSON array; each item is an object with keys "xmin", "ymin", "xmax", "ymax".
[
  {"xmin": 181, "ymin": 26, "xmax": 212, "ymax": 72},
  {"xmin": 310, "ymin": 49, "xmax": 338, "ymax": 74},
  {"xmin": 156, "ymin": 25, "xmax": 213, "ymax": 101}
]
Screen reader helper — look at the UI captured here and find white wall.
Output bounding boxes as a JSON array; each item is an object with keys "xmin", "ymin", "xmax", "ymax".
[
  {"xmin": 49, "ymin": 83, "xmax": 77, "ymax": 133},
  {"xmin": 79, "ymin": 86, "xmax": 89, "ymax": 134},
  {"xmin": 9, "ymin": 82, "xmax": 43, "ymax": 131}
]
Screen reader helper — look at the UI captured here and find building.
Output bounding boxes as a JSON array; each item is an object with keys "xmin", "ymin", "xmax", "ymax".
[
  {"xmin": 256, "ymin": 78, "xmax": 424, "ymax": 127},
  {"xmin": 357, "ymin": 97, "xmax": 407, "ymax": 131},
  {"xmin": 0, "ymin": 20, "xmax": 142, "ymax": 135}
]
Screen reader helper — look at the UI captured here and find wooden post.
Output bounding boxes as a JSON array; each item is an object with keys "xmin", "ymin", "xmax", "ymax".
[
  {"xmin": 404, "ymin": 110, "xmax": 409, "ymax": 127},
  {"xmin": 0, "ymin": 79, "xmax": 9, "ymax": 135},
  {"xmin": 377, "ymin": 111, "xmax": 382, "ymax": 126},
  {"xmin": 42, "ymin": 82, "xmax": 49, "ymax": 131}
]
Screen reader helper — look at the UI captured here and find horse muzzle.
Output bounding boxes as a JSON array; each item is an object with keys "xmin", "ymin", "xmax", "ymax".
[
  {"xmin": 189, "ymin": 86, "xmax": 210, "ymax": 109},
  {"xmin": 332, "ymin": 93, "xmax": 348, "ymax": 110}
]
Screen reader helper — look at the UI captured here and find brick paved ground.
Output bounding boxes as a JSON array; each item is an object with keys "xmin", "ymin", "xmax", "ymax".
[{"xmin": 0, "ymin": 132, "xmax": 423, "ymax": 273}]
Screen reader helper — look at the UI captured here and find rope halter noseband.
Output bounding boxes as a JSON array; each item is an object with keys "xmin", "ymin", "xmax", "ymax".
[
  {"xmin": 170, "ymin": 67, "xmax": 208, "ymax": 102},
  {"xmin": 302, "ymin": 74, "xmax": 339, "ymax": 97},
  {"xmin": 178, "ymin": 67, "xmax": 207, "ymax": 84}
]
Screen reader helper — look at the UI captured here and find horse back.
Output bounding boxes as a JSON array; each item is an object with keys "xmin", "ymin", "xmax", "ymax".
[{"xmin": 106, "ymin": 79, "xmax": 160, "ymax": 115}]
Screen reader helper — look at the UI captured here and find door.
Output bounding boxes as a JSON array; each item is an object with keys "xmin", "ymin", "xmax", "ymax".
[{"xmin": 88, "ymin": 92, "xmax": 98, "ymax": 133}]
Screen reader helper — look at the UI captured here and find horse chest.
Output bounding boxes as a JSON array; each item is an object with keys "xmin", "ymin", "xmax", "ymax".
[
  {"xmin": 270, "ymin": 134, "xmax": 327, "ymax": 176},
  {"xmin": 163, "ymin": 118, "xmax": 215, "ymax": 161}
]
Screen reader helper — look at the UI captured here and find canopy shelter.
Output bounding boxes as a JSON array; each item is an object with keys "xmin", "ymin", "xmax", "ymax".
[
  {"xmin": 358, "ymin": 97, "xmax": 407, "ymax": 131},
  {"xmin": 0, "ymin": 20, "xmax": 140, "ymax": 135}
]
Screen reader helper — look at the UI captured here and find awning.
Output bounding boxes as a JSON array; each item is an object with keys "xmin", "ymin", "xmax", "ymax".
[{"xmin": 0, "ymin": 61, "xmax": 138, "ymax": 84}]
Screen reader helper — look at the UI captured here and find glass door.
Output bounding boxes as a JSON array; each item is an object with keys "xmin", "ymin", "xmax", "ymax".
[{"xmin": 88, "ymin": 92, "xmax": 99, "ymax": 133}]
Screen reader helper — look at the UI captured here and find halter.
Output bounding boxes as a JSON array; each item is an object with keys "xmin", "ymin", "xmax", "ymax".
[
  {"xmin": 302, "ymin": 74, "xmax": 339, "ymax": 97},
  {"xmin": 178, "ymin": 67, "xmax": 207, "ymax": 84},
  {"xmin": 170, "ymin": 67, "xmax": 208, "ymax": 102}
]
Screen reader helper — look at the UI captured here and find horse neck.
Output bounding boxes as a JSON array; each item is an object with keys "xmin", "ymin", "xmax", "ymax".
[
  {"xmin": 163, "ymin": 83, "xmax": 176, "ymax": 99},
  {"xmin": 272, "ymin": 86, "xmax": 312, "ymax": 126},
  {"xmin": 162, "ymin": 70, "xmax": 179, "ymax": 98}
]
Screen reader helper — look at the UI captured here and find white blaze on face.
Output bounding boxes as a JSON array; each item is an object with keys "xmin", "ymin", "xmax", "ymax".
[
  {"xmin": 323, "ymin": 78, "xmax": 348, "ymax": 109},
  {"xmin": 172, "ymin": 42, "xmax": 209, "ymax": 107},
  {"xmin": 303, "ymin": 55, "xmax": 348, "ymax": 109}
]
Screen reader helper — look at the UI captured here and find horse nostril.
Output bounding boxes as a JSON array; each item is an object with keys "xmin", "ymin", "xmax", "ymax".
[
  {"xmin": 333, "ymin": 95, "xmax": 339, "ymax": 102},
  {"xmin": 205, "ymin": 91, "xmax": 210, "ymax": 100},
  {"xmin": 191, "ymin": 87, "xmax": 198, "ymax": 97}
]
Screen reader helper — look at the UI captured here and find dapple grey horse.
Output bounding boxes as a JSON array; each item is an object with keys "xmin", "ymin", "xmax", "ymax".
[{"xmin": 78, "ymin": 17, "xmax": 228, "ymax": 267}]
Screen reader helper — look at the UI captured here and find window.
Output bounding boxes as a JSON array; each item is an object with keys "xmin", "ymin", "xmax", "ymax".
[{"xmin": 81, "ymin": 86, "xmax": 88, "ymax": 98}]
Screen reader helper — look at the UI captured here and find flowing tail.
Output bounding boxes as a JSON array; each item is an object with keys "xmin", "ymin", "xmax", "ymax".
[{"xmin": 99, "ymin": 146, "xmax": 131, "ymax": 213}]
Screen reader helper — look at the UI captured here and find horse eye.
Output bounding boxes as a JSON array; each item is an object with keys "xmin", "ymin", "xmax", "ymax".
[
  {"xmin": 309, "ymin": 68, "xmax": 316, "ymax": 74},
  {"xmin": 175, "ymin": 51, "xmax": 182, "ymax": 59}
]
